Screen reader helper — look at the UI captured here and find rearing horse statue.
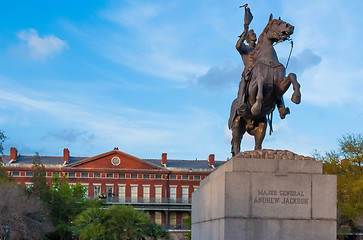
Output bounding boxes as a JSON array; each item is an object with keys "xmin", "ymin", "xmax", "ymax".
[{"xmin": 228, "ymin": 14, "xmax": 301, "ymax": 156}]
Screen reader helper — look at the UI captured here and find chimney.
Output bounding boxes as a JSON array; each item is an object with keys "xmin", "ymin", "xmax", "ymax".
[
  {"xmin": 208, "ymin": 154, "xmax": 215, "ymax": 168},
  {"xmin": 63, "ymin": 148, "xmax": 70, "ymax": 164},
  {"xmin": 161, "ymin": 153, "xmax": 167, "ymax": 167},
  {"xmin": 10, "ymin": 147, "xmax": 18, "ymax": 162}
]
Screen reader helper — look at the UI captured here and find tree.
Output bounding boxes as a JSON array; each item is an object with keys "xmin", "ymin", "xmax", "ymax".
[
  {"xmin": 0, "ymin": 181, "xmax": 53, "ymax": 239},
  {"xmin": 143, "ymin": 222, "xmax": 170, "ymax": 240},
  {"xmin": 339, "ymin": 134, "xmax": 363, "ymax": 167},
  {"xmin": 47, "ymin": 176, "xmax": 102, "ymax": 240},
  {"xmin": 106, "ymin": 205, "xmax": 150, "ymax": 240},
  {"xmin": 31, "ymin": 154, "xmax": 52, "ymax": 203},
  {"xmin": 74, "ymin": 207, "xmax": 109, "ymax": 240},
  {"xmin": 29, "ymin": 157, "xmax": 102, "ymax": 240},
  {"xmin": 315, "ymin": 133, "xmax": 363, "ymax": 236},
  {"xmin": 183, "ymin": 216, "xmax": 191, "ymax": 240},
  {"xmin": 0, "ymin": 142, "xmax": 52, "ymax": 239},
  {"xmin": 0, "ymin": 131, "xmax": 12, "ymax": 182},
  {"xmin": 0, "ymin": 130, "xmax": 6, "ymax": 156},
  {"xmin": 74, "ymin": 205, "xmax": 169, "ymax": 240}
]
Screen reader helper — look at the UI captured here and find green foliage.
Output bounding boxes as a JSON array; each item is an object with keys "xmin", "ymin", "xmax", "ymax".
[
  {"xmin": 143, "ymin": 222, "xmax": 170, "ymax": 240},
  {"xmin": 106, "ymin": 205, "xmax": 150, "ymax": 240},
  {"xmin": 29, "ymin": 157, "xmax": 102, "ymax": 239},
  {"xmin": 0, "ymin": 131, "xmax": 11, "ymax": 182},
  {"xmin": 31, "ymin": 154, "xmax": 52, "ymax": 202},
  {"xmin": 183, "ymin": 216, "xmax": 191, "ymax": 240},
  {"xmin": 318, "ymin": 133, "xmax": 363, "ymax": 234},
  {"xmin": 0, "ymin": 130, "xmax": 6, "ymax": 156},
  {"xmin": 339, "ymin": 133, "xmax": 363, "ymax": 167},
  {"xmin": 0, "ymin": 164, "xmax": 7, "ymax": 181},
  {"xmin": 48, "ymin": 176, "xmax": 102, "ymax": 239},
  {"xmin": 74, "ymin": 207, "xmax": 109, "ymax": 240},
  {"xmin": 0, "ymin": 163, "xmax": 11, "ymax": 182},
  {"xmin": 74, "ymin": 205, "xmax": 169, "ymax": 240}
]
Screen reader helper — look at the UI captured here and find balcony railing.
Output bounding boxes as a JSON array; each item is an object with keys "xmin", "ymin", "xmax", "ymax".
[
  {"xmin": 168, "ymin": 224, "xmax": 191, "ymax": 230},
  {"xmin": 96, "ymin": 196, "xmax": 191, "ymax": 204},
  {"xmin": 160, "ymin": 224, "xmax": 191, "ymax": 231}
]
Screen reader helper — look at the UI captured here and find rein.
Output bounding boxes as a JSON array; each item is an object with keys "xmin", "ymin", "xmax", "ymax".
[
  {"xmin": 285, "ymin": 38, "xmax": 294, "ymax": 69},
  {"xmin": 254, "ymin": 37, "xmax": 294, "ymax": 69},
  {"xmin": 273, "ymin": 37, "xmax": 294, "ymax": 69}
]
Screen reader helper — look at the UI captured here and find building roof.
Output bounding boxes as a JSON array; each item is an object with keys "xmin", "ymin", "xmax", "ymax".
[
  {"xmin": 1, "ymin": 155, "xmax": 86, "ymax": 165},
  {"xmin": 1, "ymin": 148, "xmax": 225, "ymax": 171},
  {"xmin": 145, "ymin": 159, "xmax": 225, "ymax": 169}
]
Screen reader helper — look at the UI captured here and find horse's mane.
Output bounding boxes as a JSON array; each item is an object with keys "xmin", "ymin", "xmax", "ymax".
[{"xmin": 250, "ymin": 18, "xmax": 275, "ymax": 65}]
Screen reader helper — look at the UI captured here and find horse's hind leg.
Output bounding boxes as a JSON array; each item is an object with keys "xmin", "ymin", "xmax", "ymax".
[
  {"xmin": 251, "ymin": 76, "xmax": 264, "ymax": 115},
  {"xmin": 280, "ymin": 73, "xmax": 301, "ymax": 104},
  {"xmin": 249, "ymin": 117, "xmax": 267, "ymax": 150},
  {"xmin": 231, "ymin": 115, "xmax": 246, "ymax": 156}
]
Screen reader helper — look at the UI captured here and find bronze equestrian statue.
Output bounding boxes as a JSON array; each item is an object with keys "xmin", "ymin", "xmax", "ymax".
[{"xmin": 229, "ymin": 7, "xmax": 301, "ymax": 156}]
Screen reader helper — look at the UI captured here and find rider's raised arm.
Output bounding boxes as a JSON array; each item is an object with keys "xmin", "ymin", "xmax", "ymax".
[
  {"xmin": 236, "ymin": 7, "xmax": 253, "ymax": 54},
  {"xmin": 236, "ymin": 24, "xmax": 249, "ymax": 53}
]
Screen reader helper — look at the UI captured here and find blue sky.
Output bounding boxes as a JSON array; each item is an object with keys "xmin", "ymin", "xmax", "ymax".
[{"xmin": 1, "ymin": 0, "xmax": 363, "ymax": 161}]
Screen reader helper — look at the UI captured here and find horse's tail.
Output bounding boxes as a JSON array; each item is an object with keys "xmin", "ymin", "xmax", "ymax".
[{"xmin": 228, "ymin": 99, "xmax": 238, "ymax": 129}]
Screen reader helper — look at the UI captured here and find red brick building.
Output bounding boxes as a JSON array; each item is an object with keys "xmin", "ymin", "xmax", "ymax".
[{"xmin": 2, "ymin": 147, "xmax": 224, "ymax": 234}]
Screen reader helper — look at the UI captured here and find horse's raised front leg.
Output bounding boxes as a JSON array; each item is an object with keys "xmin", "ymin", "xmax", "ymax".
[
  {"xmin": 251, "ymin": 76, "xmax": 264, "ymax": 115},
  {"xmin": 290, "ymin": 73, "xmax": 301, "ymax": 104},
  {"xmin": 280, "ymin": 73, "xmax": 301, "ymax": 104}
]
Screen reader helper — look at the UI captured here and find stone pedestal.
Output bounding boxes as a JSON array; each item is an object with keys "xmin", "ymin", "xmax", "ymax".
[{"xmin": 192, "ymin": 150, "xmax": 336, "ymax": 240}]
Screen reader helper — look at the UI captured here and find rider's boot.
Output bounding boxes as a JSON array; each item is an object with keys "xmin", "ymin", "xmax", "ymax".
[
  {"xmin": 237, "ymin": 77, "xmax": 248, "ymax": 111},
  {"xmin": 238, "ymin": 95, "xmax": 248, "ymax": 114},
  {"xmin": 278, "ymin": 106, "xmax": 290, "ymax": 119},
  {"xmin": 277, "ymin": 97, "xmax": 290, "ymax": 119}
]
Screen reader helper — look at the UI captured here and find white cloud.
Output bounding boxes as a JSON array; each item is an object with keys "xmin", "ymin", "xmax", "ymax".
[
  {"xmin": 66, "ymin": 1, "xmax": 226, "ymax": 82},
  {"xmin": 0, "ymin": 82, "xmax": 224, "ymax": 158},
  {"xmin": 280, "ymin": 0, "xmax": 363, "ymax": 107},
  {"xmin": 272, "ymin": 119, "xmax": 290, "ymax": 133},
  {"xmin": 16, "ymin": 29, "xmax": 68, "ymax": 59},
  {"xmin": 100, "ymin": 2, "xmax": 162, "ymax": 28},
  {"xmin": 224, "ymin": 125, "xmax": 232, "ymax": 143}
]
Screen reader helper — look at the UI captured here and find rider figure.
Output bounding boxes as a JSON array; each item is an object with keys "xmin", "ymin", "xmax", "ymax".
[
  {"xmin": 235, "ymin": 7, "xmax": 256, "ymax": 130},
  {"xmin": 236, "ymin": 6, "xmax": 290, "ymax": 121},
  {"xmin": 235, "ymin": 7, "xmax": 255, "ymax": 114}
]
